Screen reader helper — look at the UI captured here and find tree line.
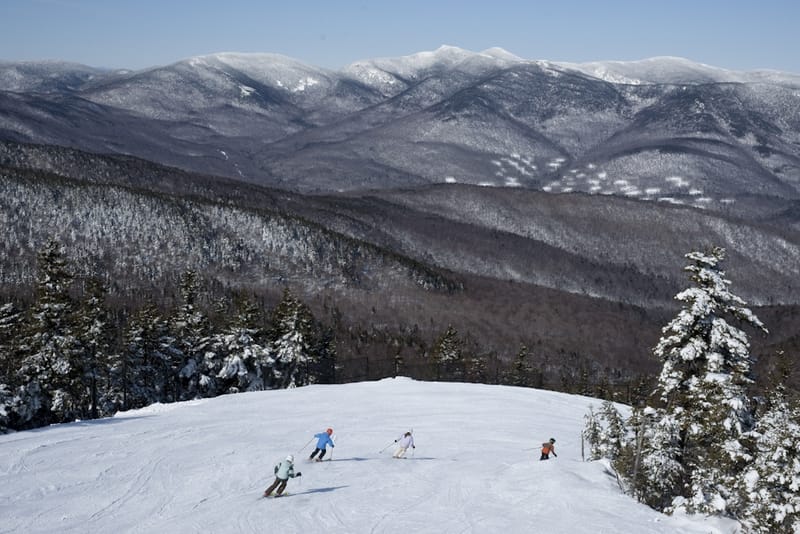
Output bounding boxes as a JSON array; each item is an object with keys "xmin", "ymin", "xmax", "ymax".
[
  {"xmin": 0, "ymin": 241, "xmax": 337, "ymax": 431},
  {"xmin": 1, "ymin": 239, "xmax": 659, "ymax": 433}
]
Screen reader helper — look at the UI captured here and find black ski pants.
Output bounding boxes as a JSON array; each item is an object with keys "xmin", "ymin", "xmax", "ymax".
[{"xmin": 309, "ymin": 447, "xmax": 327, "ymax": 460}]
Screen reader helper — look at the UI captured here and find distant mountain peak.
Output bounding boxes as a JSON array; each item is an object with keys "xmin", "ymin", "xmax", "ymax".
[
  {"xmin": 182, "ymin": 51, "xmax": 324, "ymax": 72},
  {"xmin": 554, "ymin": 56, "xmax": 800, "ymax": 86},
  {"xmin": 479, "ymin": 47, "xmax": 523, "ymax": 62},
  {"xmin": 344, "ymin": 45, "xmax": 523, "ymax": 83}
]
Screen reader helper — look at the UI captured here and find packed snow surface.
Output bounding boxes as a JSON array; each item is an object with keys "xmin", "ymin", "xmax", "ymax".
[{"xmin": 0, "ymin": 378, "xmax": 739, "ymax": 533}]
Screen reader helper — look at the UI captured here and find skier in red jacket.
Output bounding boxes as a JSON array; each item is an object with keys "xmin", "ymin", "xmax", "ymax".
[{"xmin": 540, "ymin": 438, "xmax": 557, "ymax": 460}]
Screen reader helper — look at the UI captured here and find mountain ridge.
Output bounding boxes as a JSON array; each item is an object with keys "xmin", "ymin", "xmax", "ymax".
[{"xmin": 2, "ymin": 46, "xmax": 799, "ymax": 210}]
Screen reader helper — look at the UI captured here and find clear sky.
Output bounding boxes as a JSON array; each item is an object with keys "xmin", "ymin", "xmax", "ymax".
[{"xmin": 1, "ymin": 0, "xmax": 798, "ymax": 73}]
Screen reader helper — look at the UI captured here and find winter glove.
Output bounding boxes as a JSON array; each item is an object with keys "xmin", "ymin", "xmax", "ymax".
[
  {"xmin": 296, "ymin": 472, "xmax": 302, "ymax": 477},
  {"xmin": 412, "ymin": 445, "xmax": 416, "ymax": 449}
]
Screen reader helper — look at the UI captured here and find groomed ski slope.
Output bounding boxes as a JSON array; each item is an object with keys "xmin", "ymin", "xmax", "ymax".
[{"xmin": 1, "ymin": 378, "xmax": 738, "ymax": 533}]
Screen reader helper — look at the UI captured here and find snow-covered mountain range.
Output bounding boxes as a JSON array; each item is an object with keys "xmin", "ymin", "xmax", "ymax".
[
  {"xmin": 2, "ymin": 46, "xmax": 799, "ymax": 211},
  {"xmin": 2, "ymin": 48, "xmax": 800, "ymax": 385}
]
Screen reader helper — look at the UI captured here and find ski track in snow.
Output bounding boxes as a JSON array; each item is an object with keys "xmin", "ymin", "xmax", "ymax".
[{"xmin": 0, "ymin": 379, "xmax": 740, "ymax": 533}]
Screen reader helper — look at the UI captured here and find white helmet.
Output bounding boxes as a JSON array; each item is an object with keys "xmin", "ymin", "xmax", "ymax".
[{"xmin": 286, "ymin": 454, "xmax": 294, "ymax": 462}]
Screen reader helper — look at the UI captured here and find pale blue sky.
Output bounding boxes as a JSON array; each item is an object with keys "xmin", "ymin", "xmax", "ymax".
[{"xmin": 1, "ymin": 0, "xmax": 798, "ymax": 73}]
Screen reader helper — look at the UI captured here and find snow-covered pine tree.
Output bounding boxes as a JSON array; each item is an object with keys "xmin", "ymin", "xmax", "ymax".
[
  {"xmin": 582, "ymin": 401, "xmax": 627, "ymax": 462},
  {"xmin": 169, "ymin": 270, "xmax": 215, "ymax": 400},
  {"xmin": 0, "ymin": 304, "xmax": 23, "ymax": 430},
  {"xmin": 577, "ymin": 365, "xmax": 592, "ymax": 397},
  {"xmin": 635, "ymin": 409, "xmax": 685, "ymax": 511},
  {"xmin": 598, "ymin": 400, "xmax": 627, "ymax": 461},
  {"xmin": 74, "ymin": 278, "xmax": 114, "ymax": 419},
  {"xmin": 431, "ymin": 324, "xmax": 462, "ymax": 380},
  {"xmin": 583, "ymin": 406, "xmax": 604, "ymax": 461},
  {"xmin": 269, "ymin": 288, "xmax": 314, "ymax": 389},
  {"xmin": 465, "ymin": 354, "xmax": 489, "ymax": 383},
  {"xmin": 738, "ymin": 393, "xmax": 800, "ymax": 533},
  {"xmin": 651, "ymin": 247, "xmax": 767, "ymax": 515},
  {"xmin": 0, "ymin": 302, "xmax": 23, "ymax": 388},
  {"xmin": 108, "ymin": 307, "xmax": 148, "ymax": 411},
  {"xmin": 113, "ymin": 303, "xmax": 177, "ymax": 409},
  {"xmin": 0, "ymin": 382, "xmax": 17, "ymax": 432},
  {"xmin": 216, "ymin": 296, "xmax": 273, "ymax": 393},
  {"xmin": 17, "ymin": 241, "xmax": 82, "ymax": 426},
  {"xmin": 508, "ymin": 344, "xmax": 534, "ymax": 387},
  {"xmin": 311, "ymin": 326, "xmax": 338, "ymax": 385}
]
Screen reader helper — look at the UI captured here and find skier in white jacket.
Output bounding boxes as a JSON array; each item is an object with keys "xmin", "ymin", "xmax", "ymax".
[
  {"xmin": 392, "ymin": 431, "xmax": 415, "ymax": 458},
  {"xmin": 263, "ymin": 455, "xmax": 301, "ymax": 497}
]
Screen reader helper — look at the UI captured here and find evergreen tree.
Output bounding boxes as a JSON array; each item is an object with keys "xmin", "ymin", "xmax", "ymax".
[
  {"xmin": 0, "ymin": 382, "xmax": 17, "ymax": 432},
  {"xmin": 269, "ymin": 288, "xmax": 314, "ymax": 389},
  {"xmin": 598, "ymin": 400, "xmax": 627, "ymax": 461},
  {"xmin": 170, "ymin": 270, "xmax": 215, "ymax": 400},
  {"xmin": 582, "ymin": 401, "xmax": 627, "ymax": 462},
  {"xmin": 635, "ymin": 409, "xmax": 685, "ymax": 511},
  {"xmin": 216, "ymin": 296, "xmax": 273, "ymax": 393},
  {"xmin": 311, "ymin": 326, "xmax": 338, "ymax": 385},
  {"xmin": 577, "ymin": 365, "xmax": 592, "ymax": 397},
  {"xmin": 0, "ymin": 302, "xmax": 25, "ymax": 432},
  {"xmin": 738, "ymin": 394, "xmax": 800, "ymax": 533},
  {"xmin": 508, "ymin": 344, "xmax": 533, "ymax": 387},
  {"xmin": 109, "ymin": 309, "xmax": 148, "ymax": 411},
  {"xmin": 595, "ymin": 374, "xmax": 612, "ymax": 401},
  {"xmin": 583, "ymin": 406, "xmax": 604, "ymax": 461},
  {"xmin": 0, "ymin": 302, "xmax": 23, "ymax": 387},
  {"xmin": 651, "ymin": 247, "xmax": 766, "ymax": 515},
  {"xmin": 465, "ymin": 354, "xmax": 489, "ymax": 383},
  {"xmin": 431, "ymin": 324, "xmax": 462, "ymax": 380},
  {"xmin": 74, "ymin": 278, "xmax": 114, "ymax": 419},
  {"xmin": 17, "ymin": 241, "xmax": 82, "ymax": 426},
  {"xmin": 114, "ymin": 304, "xmax": 177, "ymax": 408}
]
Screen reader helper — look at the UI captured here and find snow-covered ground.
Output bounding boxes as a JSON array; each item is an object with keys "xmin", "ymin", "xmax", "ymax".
[{"xmin": 0, "ymin": 378, "xmax": 739, "ymax": 533}]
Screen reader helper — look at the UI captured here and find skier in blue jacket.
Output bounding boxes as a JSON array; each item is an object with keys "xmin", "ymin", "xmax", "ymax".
[{"xmin": 309, "ymin": 428, "xmax": 335, "ymax": 462}]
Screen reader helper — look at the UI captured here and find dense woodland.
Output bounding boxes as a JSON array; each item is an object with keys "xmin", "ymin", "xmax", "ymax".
[
  {"xmin": 1, "ymin": 238, "xmax": 794, "ymax": 434},
  {"xmin": 0, "ymin": 239, "xmax": 667, "ymax": 432}
]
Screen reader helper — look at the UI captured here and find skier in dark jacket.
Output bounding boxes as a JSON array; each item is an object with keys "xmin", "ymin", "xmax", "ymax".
[
  {"xmin": 309, "ymin": 428, "xmax": 335, "ymax": 462},
  {"xmin": 540, "ymin": 438, "xmax": 557, "ymax": 460},
  {"xmin": 264, "ymin": 455, "xmax": 301, "ymax": 497}
]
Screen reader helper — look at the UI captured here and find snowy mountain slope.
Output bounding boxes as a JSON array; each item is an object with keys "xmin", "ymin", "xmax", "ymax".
[
  {"xmin": 555, "ymin": 56, "xmax": 800, "ymax": 86},
  {"xmin": 3, "ymin": 140, "xmax": 800, "ymax": 312},
  {"xmin": 2, "ymin": 46, "xmax": 799, "ymax": 206},
  {"xmin": 0, "ymin": 379, "xmax": 740, "ymax": 533},
  {"xmin": 341, "ymin": 45, "xmax": 524, "ymax": 92},
  {"xmin": 0, "ymin": 60, "xmax": 110, "ymax": 93}
]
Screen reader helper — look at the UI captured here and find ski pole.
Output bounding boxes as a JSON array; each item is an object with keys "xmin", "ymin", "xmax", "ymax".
[
  {"xmin": 379, "ymin": 439, "xmax": 396, "ymax": 453},
  {"xmin": 328, "ymin": 434, "xmax": 336, "ymax": 462},
  {"xmin": 297, "ymin": 436, "xmax": 314, "ymax": 454}
]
